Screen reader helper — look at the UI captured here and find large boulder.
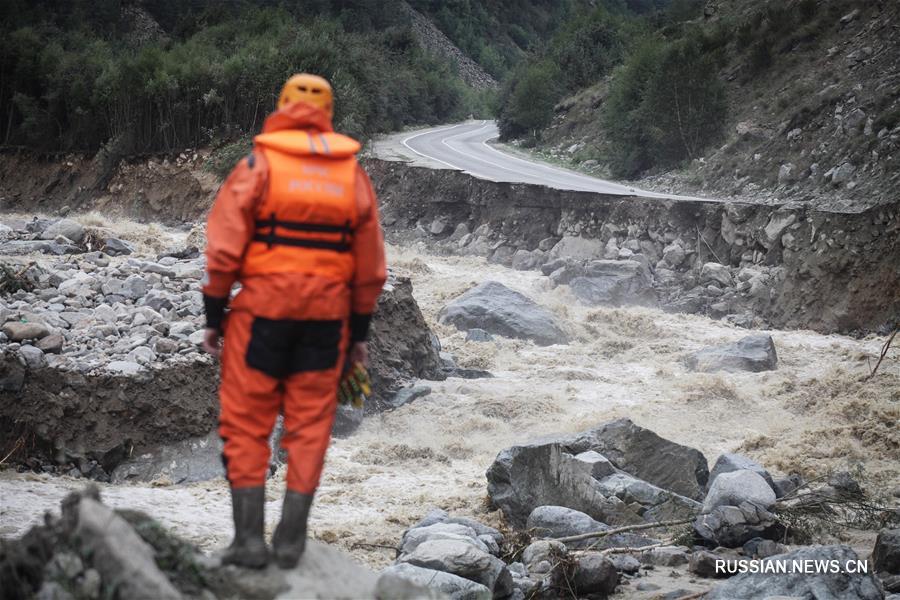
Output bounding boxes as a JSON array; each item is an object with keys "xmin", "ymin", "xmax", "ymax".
[
  {"xmin": 398, "ymin": 539, "xmax": 513, "ymax": 598},
  {"xmin": 486, "ymin": 419, "xmax": 708, "ymax": 528},
  {"xmin": 67, "ymin": 495, "xmax": 181, "ymax": 599},
  {"xmin": 39, "ymin": 219, "xmax": 85, "ymax": 243},
  {"xmin": 693, "ymin": 502, "xmax": 784, "ymax": 548},
  {"xmin": 439, "ymin": 281, "xmax": 568, "ymax": 346},
  {"xmin": 874, "ymin": 529, "xmax": 900, "ymax": 575},
  {"xmin": 368, "ymin": 273, "xmax": 446, "ymax": 411},
  {"xmin": 702, "ymin": 470, "xmax": 777, "ymax": 513},
  {"xmin": 685, "ymin": 335, "xmax": 778, "ymax": 373},
  {"xmin": 400, "ymin": 523, "xmax": 491, "ymax": 556},
  {"xmin": 706, "ymin": 545, "xmax": 883, "ymax": 599},
  {"xmin": 525, "ymin": 505, "xmax": 657, "ymax": 550},
  {"xmin": 379, "ymin": 563, "xmax": 490, "ymax": 600},
  {"xmin": 1, "ymin": 488, "xmax": 384, "ymax": 600},
  {"xmin": 568, "ymin": 260, "xmax": 656, "ymax": 307},
  {"xmin": 571, "ymin": 552, "xmax": 618, "ymax": 596},
  {"xmin": 566, "ymin": 419, "xmax": 709, "ymax": 500},
  {"xmin": 548, "ymin": 236, "xmax": 605, "ymax": 261},
  {"xmin": 708, "ymin": 453, "xmax": 776, "ymax": 492}
]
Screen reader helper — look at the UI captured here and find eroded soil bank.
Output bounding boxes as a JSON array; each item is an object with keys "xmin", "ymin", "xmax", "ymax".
[{"xmin": 367, "ymin": 159, "xmax": 900, "ymax": 335}]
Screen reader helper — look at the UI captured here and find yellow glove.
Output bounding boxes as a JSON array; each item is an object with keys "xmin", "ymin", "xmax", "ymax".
[{"xmin": 339, "ymin": 362, "xmax": 371, "ymax": 409}]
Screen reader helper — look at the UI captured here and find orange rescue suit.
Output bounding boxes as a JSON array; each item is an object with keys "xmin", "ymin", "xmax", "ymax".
[{"xmin": 203, "ymin": 102, "xmax": 386, "ymax": 494}]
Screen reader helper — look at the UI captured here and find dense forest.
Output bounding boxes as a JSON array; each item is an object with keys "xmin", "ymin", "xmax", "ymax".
[
  {"xmin": 1, "ymin": 0, "xmax": 728, "ymax": 176},
  {"xmin": 0, "ymin": 0, "xmax": 490, "ymax": 155}
]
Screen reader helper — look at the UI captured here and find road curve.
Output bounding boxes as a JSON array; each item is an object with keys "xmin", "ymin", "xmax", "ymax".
[{"xmin": 372, "ymin": 120, "xmax": 706, "ymax": 201}]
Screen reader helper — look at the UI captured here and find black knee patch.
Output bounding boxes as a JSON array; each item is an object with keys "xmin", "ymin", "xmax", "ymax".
[{"xmin": 246, "ymin": 318, "xmax": 342, "ymax": 379}]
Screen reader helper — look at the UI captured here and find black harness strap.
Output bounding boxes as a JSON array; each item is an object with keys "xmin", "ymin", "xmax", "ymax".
[
  {"xmin": 254, "ymin": 213, "xmax": 353, "ymax": 252},
  {"xmin": 251, "ymin": 233, "xmax": 351, "ymax": 252}
]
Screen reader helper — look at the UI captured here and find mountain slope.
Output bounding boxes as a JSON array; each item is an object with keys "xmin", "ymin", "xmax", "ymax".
[{"xmin": 523, "ymin": 0, "xmax": 900, "ymax": 211}]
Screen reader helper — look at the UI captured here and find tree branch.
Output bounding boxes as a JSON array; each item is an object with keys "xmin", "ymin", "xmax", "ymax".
[{"xmin": 549, "ymin": 518, "xmax": 694, "ymax": 544}]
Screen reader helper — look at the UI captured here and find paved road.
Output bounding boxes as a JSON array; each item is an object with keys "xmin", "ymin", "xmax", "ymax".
[{"xmin": 374, "ymin": 120, "xmax": 705, "ymax": 200}]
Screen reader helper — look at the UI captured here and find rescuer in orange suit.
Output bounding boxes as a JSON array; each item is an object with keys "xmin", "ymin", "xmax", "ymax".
[{"xmin": 200, "ymin": 74, "xmax": 386, "ymax": 569}]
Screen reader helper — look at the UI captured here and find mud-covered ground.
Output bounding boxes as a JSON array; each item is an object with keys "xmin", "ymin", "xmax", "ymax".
[{"xmin": 3, "ymin": 231, "xmax": 897, "ymax": 581}]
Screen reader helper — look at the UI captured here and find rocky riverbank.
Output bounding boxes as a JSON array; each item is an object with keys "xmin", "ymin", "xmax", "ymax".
[
  {"xmin": 0, "ymin": 213, "xmax": 446, "ymax": 480},
  {"xmin": 367, "ymin": 159, "xmax": 899, "ymax": 335}
]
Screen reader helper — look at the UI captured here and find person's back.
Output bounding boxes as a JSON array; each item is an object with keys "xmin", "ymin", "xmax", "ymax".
[{"xmin": 201, "ymin": 74, "xmax": 386, "ymax": 569}]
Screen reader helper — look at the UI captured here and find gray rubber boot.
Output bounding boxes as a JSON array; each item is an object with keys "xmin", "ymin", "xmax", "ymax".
[
  {"xmin": 272, "ymin": 491, "xmax": 313, "ymax": 569},
  {"xmin": 221, "ymin": 486, "xmax": 269, "ymax": 569}
]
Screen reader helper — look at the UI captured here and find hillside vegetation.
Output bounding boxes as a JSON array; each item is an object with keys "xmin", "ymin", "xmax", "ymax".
[
  {"xmin": 502, "ymin": 0, "xmax": 900, "ymax": 209},
  {"xmin": 0, "ymin": 0, "xmax": 486, "ymax": 156}
]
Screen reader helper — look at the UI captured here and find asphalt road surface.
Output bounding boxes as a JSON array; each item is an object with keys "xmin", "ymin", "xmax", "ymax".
[{"xmin": 374, "ymin": 120, "xmax": 705, "ymax": 200}]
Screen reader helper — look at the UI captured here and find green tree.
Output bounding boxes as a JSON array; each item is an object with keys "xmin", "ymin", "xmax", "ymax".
[{"xmin": 497, "ymin": 59, "xmax": 564, "ymax": 140}]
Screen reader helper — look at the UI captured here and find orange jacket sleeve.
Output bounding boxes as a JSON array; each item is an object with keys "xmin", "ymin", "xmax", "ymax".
[
  {"xmin": 202, "ymin": 152, "xmax": 268, "ymax": 327},
  {"xmin": 349, "ymin": 165, "xmax": 387, "ymax": 341}
]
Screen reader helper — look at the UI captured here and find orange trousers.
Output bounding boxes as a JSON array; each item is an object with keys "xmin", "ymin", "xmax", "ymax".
[{"xmin": 218, "ymin": 309, "xmax": 347, "ymax": 494}]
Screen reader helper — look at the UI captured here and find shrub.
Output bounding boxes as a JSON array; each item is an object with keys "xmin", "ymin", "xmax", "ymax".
[
  {"xmin": 497, "ymin": 60, "xmax": 565, "ymax": 140},
  {"xmin": 603, "ymin": 34, "xmax": 727, "ymax": 177}
]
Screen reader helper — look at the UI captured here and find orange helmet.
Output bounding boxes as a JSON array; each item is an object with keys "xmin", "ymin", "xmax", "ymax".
[{"xmin": 278, "ymin": 73, "xmax": 333, "ymax": 118}]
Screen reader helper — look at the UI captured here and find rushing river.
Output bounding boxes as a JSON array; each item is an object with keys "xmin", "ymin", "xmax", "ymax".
[{"xmin": 2, "ymin": 241, "xmax": 897, "ymax": 575}]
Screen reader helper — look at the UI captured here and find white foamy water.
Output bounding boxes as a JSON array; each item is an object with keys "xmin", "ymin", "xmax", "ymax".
[{"xmin": 2, "ymin": 244, "xmax": 897, "ymax": 573}]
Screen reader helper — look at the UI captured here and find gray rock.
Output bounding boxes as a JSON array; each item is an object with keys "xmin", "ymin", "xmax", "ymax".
[
  {"xmin": 572, "ymin": 552, "xmax": 617, "ymax": 596},
  {"xmin": 443, "ymin": 518, "xmax": 503, "ymax": 546},
  {"xmin": 778, "ymin": 163, "xmax": 796, "ymax": 185},
  {"xmin": 568, "ymin": 419, "xmax": 709, "ymax": 500},
  {"xmin": 763, "ymin": 213, "xmax": 797, "ymax": 249},
  {"xmin": 662, "ymin": 241, "xmax": 687, "ymax": 267},
  {"xmin": 703, "ymin": 470, "xmax": 776, "ymax": 513},
  {"xmin": 46, "ymin": 551, "xmax": 84, "ymax": 579},
  {"xmin": 685, "ymin": 335, "xmax": 778, "ymax": 373},
  {"xmin": 78, "ymin": 569, "xmax": 102, "ymax": 599},
  {"xmin": 486, "ymin": 419, "xmax": 709, "ymax": 528},
  {"xmin": 40, "ymin": 219, "xmax": 85, "ymax": 243},
  {"xmin": 111, "ymin": 431, "xmax": 224, "ymax": 484},
  {"xmin": 103, "ymin": 237, "xmax": 134, "ymax": 256},
  {"xmin": 106, "ymin": 361, "xmax": 143, "ymax": 376},
  {"xmin": 522, "ymin": 540, "xmax": 567, "ymax": 576},
  {"xmin": 708, "ymin": 453, "xmax": 776, "ymax": 492},
  {"xmin": 465, "ymin": 328, "xmax": 494, "ymax": 342},
  {"xmin": 477, "ymin": 535, "xmax": 500, "ymax": 556},
  {"xmin": 742, "ymin": 537, "xmax": 787, "ymax": 559},
  {"xmin": 122, "ymin": 275, "xmax": 149, "ymax": 300},
  {"xmin": 411, "ymin": 508, "xmax": 451, "ymax": 530},
  {"xmin": 391, "ymin": 385, "xmax": 432, "ymax": 408},
  {"xmin": 706, "ymin": 545, "xmax": 883, "ymax": 599},
  {"xmin": 772, "ymin": 474, "xmax": 803, "ymax": 498},
  {"xmin": 700, "ymin": 262, "xmax": 734, "ymax": 287},
  {"xmin": 398, "ymin": 539, "xmax": 513, "ymax": 598},
  {"xmin": 93, "ymin": 304, "xmax": 118, "ymax": 324},
  {"xmin": 526, "ymin": 506, "xmax": 606, "ymax": 541},
  {"xmin": 439, "ymin": 281, "xmax": 568, "ymax": 346},
  {"xmin": 379, "ymin": 563, "xmax": 489, "ymax": 599},
  {"xmin": 35, "ymin": 582, "xmax": 74, "ymax": 600},
  {"xmin": 17, "ymin": 345, "xmax": 47, "ymax": 369},
  {"xmin": 549, "ymin": 236, "xmax": 605, "ymax": 261},
  {"xmin": 401, "ymin": 523, "xmax": 488, "ymax": 556},
  {"xmin": 874, "ymin": 528, "xmax": 900, "ymax": 574},
  {"xmin": 572, "ymin": 451, "xmax": 617, "ymax": 479},
  {"xmin": 511, "ymin": 249, "xmax": 543, "ymax": 271},
  {"xmin": 67, "ymin": 497, "xmax": 181, "ymax": 600},
  {"xmin": 690, "ymin": 549, "xmax": 747, "ymax": 578},
  {"xmin": 568, "ymin": 260, "xmax": 656, "ymax": 307},
  {"xmin": 2, "ymin": 321, "xmax": 50, "ymax": 341},
  {"xmin": 608, "ymin": 554, "xmax": 640, "ymax": 574},
  {"xmin": 693, "ymin": 502, "xmax": 784, "ymax": 547},
  {"xmin": 595, "ymin": 471, "xmax": 701, "ymax": 522},
  {"xmin": 641, "ymin": 545, "xmax": 689, "ymax": 567},
  {"xmin": 831, "ymin": 162, "xmax": 857, "ymax": 185}
]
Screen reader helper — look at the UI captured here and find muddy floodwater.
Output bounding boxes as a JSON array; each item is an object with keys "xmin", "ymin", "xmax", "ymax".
[{"xmin": 2, "ymin": 242, "xmax": 898, "ymax": 573}]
